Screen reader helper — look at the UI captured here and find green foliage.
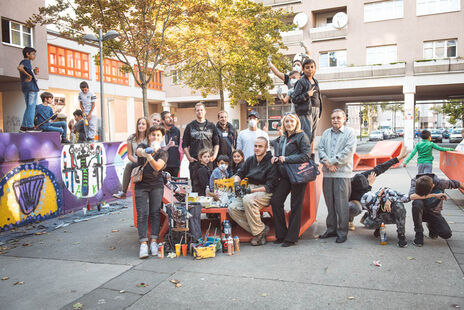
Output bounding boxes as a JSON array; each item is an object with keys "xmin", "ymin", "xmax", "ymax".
[
  {"xmin": 29, "ymin": 0, "xmax": 208, "ymax": 116},
  {"xmin": 438, "ymin": 99, "xmax": 464, "ymax": 126},
  {"xmin": 173, "ymin": 0, "xmax": 293, "ymax": 108}
]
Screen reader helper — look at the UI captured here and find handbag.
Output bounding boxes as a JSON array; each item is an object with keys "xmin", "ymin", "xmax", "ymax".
[
  {"xmin": 131, "ymin": 161, "xmax": 148, "ymax": 184},
  {"xmin": 281, "ymin": 136, "xmax": 320, "ymax": 184}
]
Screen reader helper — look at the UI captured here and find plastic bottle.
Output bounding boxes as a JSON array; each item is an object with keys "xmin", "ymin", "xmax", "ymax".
[
  {"xmin": 227, "ymin": 236, "xmax": 234, "ymax": 256},
  {"xmin": 379, "ymin": 223, "xmax": 387, "ymax": 245},
  {"xmin": 206, "ymin": 185, "xmax": 210, "ymax": 196},
  {"xmin": 233, "ymin": 236, "xmax": 240, "ymax": 252},
  {"xmin": 223, "ymin": 220, "xmax": 232, "ymax": 238}
]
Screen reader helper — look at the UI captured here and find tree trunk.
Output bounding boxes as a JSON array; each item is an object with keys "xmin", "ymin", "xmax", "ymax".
[
  {"xmin": 142, "ymin": 85, "xmax": 148, "ymax": 117},
  {"xmin": 218, "ymin": 72, "xmax": 225, "ymax": 110}
]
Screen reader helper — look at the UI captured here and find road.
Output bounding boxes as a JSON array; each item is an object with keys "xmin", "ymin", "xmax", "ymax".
[{"xmin": 357, "ymin": 137, "xmax": 459, "ymax": 154}]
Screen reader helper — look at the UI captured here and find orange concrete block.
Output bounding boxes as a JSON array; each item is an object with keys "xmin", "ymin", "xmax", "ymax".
[{"xmin": 440, "ymin": 151, "xmax": 464, "ymax": 194}]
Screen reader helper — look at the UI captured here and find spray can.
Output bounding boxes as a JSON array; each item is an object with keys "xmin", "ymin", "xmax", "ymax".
[
  {"xmin": 158, "ymin": 243, "xmax": 164, "ymax": 258},
  {"xmin": 379, "ymin": 223, "xmax": 387, "ymax": 245},
  {"xmin": 233, "ymin": 236, "xmax": 240, "ymax": 252},
  {"xmin": 227, "ymin": 236, "xmax": 234, "ymax": 256}
]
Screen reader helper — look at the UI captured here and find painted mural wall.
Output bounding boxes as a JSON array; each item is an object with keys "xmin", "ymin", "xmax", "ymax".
[{"xmin": 0, "ymin": 132, "xmax": 125, "ymax": 231}]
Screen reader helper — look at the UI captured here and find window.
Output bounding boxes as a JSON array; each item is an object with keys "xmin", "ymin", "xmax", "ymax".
[
  {"xmin": 423, "ymin": 39, "xmax": 457, "ymax": 59},
  {"xmin": 364, "ymin": 0, "xmax": 403, "ymax": 22},
  {"xmin": 417, "ymin": 0, "xmax": 460, "ymax": 15},
  {"xmin": 96, "ymin": 59, "xmax": 129, "ymax": 85},
  {"xmin": 366, "ymin": 45, "xmax": 397, "ymax": 65},
  {"xmin": 48, "ymin": 45, "xmax": 90, "ymax": 79},
  {"xmin": 134, "ymin": 66, "xmax": 163, "ymax": 90},
  {"xmin": 1, "ymin": 18, "xmax": 33, "ymax": 47},
  {"xmin": 320, "ymin": 50, "xmax": 347, "ymax": 68}
]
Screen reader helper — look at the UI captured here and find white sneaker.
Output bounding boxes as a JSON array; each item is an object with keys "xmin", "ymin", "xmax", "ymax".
[
  {"xmin": 112, "ymin": 191, "xmax": 126, "ymax": 199},
  {"xmin": 150, "ymin": 242, "xmax": 159, "ymax": 257},
  {"xmin": 139, "ymin": 243, "xmax": 149, "ymax": 259}
]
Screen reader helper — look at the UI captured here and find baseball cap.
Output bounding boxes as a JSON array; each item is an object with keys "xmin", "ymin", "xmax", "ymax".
[{"xmin": 248, "ymin": 110, "xmax": 259, "ymax": 118}]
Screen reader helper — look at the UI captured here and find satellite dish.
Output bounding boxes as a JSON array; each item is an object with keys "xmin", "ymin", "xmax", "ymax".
[
  {"xmin": 293, "ymin": 13, "xmax": 308, "ymax": 29},
  {"xmin": 332, "ymin": 12, "xmax": 348, "ymax": 29}
]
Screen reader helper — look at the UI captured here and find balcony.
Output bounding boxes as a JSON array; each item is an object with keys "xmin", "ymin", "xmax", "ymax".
[
  {"xmin": 316, "ymin": 62, "xmax": 406, "ymax": 81},
  {"xmin": 280, "ymin": 30, "xmax": 304, "ymax": 46},
  {"xmin": 309, "ymin": 25, "xmax": 347, "ymax": 42},
  {"xmin": 255, "ymin": 0, "xmax": 301, "ymax": 6},
  {"xmin": 414, "ymin": 58, "xmax": 464, "ymax": 75}
]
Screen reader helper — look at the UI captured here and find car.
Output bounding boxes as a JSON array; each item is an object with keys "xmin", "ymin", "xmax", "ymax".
[
  {"xmin": 442, "ymin": 129, "xmax": 450, "ymax": 139},
  {"xmin": 449, "ymin": 128, "xmax": 464, "ymax": 143},
  {"xmin": 369, "ymin": 130, "xmax": 384, "ymax": 141},
  {"xmin": 396, "ymin": 129, "xmax": 404, "ymax": 137},
  {"xmin": 430, "ymin": 129, "xmax": 443, "ymax": 143}
]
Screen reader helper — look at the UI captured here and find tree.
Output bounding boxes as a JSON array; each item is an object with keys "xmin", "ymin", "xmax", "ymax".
[
  {"xmin": 380, "ymin": 103, "xmax": 404, "ymax": 130},
  {"xmin": 29, "ymin": 0, "xmax": 209, "ymax": 117},
  {"xmin": 436, "ymin": 99, "xmax": 464, "ymax": 127},
  {"xmin": 361, "ymin": 104, "xmax": 378, "ymax": 133},
  {"xmin": 173, "ymin": 0, "xmax": 293, "ymax": 109}
]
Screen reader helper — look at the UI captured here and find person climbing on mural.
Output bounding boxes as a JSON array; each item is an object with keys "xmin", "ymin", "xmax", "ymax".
[
  {"xmin": 78, "ymin": 81, "xmax": 98, "ymax": 142},
  {"xmin": 17, "ymin": 47, "xmax": 40, "ymax": 132},
  {"xmin": 35, "ymin": 92, "xmax": 70, "ymax": 143}
]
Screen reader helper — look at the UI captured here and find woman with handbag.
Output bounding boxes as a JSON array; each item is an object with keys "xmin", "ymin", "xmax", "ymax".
[
  {"xmin": 113, "ymin": 117, "xmax": 148, "ymax": 199},
  {"xmin": 134, "ymin": 125, "xmax": 168, "ymax": 258},
  {"xmin": 270, "ymin": 113, "xmax": 312, "ymax": 247}
]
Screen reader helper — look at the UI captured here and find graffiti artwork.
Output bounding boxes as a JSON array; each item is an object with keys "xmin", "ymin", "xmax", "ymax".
[
  {"xmin": 114, "ymin": 142, "xmax": 129, "ymax": 186},
  {"xmin": 61, "ymin": 143, "xmax": 106, "ymax": 198},
  {"xmin": 0, "ymin": 163, "xmax": 62, "ymax": 231}
]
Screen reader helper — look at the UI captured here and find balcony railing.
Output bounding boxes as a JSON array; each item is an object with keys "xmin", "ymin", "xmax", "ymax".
[
  {"xmin": 414, "ymin": 58, "xmax": 464, "ymax": 75},
  {"xmin": 280, "ymin": 30, "xmax": 304, "ymax": 45},
  {"xmin": 309, "ymin": 25, "xmax": 347, "ymax": 42},
  {"xmin": 255, "ymin": 0, "xmax": 301, "ymax": 6},
  {"xmin": 316, "ymin": 62, "xmax": 406, "ymax": 81}
]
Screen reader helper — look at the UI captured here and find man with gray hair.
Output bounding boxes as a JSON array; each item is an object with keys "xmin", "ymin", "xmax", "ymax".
[{"xmin": 318, "ymin": 109, "xmax": 357, "ymax": 243}]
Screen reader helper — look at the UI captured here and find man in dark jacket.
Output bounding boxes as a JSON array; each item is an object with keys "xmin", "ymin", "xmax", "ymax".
[
  {"xmin": 290, "ymin": 58, "xmax": 323, "ymax": 146},
  {"xmin": 228, "ymin": 137, "xmax": 277, "ymax": 246},
  {"xmin": 182, "ymin": 102, "xmax": 219, "ymax": 193},
  {"xmin": 409, "ymin": 174, "xmax": 463, "ymax": 247},
  {"xmin": 216, "ymin": 110, "xmax": 237, "ymax": 163},
  {"xmin": 161, "ymin": 111, "xmax": 181, "ymax": 177}
]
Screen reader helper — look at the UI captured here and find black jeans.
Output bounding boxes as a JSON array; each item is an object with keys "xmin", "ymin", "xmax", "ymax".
[
  {"xmin": 412, "ymin": 200, "xmax": 452, "ymax": 239},
  {"xmin": 134, "ymin": 186, "xmax": 164, "ymax": 242},
  {"xmin": 271, "ymin": 177, "xmax": 307, "ymax": 243}
]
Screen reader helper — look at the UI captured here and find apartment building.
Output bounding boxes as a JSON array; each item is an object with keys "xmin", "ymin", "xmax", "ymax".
[
  {"xmin": 0, "ymin": 0, "xmax": 165, "ymax": 141},
  {"xmin": 253, "ymin": 0, "xmax": 464, "ymax": 148}
]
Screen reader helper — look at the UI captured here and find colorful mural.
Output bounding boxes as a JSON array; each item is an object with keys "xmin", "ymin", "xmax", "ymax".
[
  {"xmin": 61, "ymin": 143, "xmax": 107, "ymax": 198},
  {"xmin": 0, "ymin": 163, "xmax": 62, "ymax": 231},
  {"xmin": 114, "ymin": 142, "xmax": 130, "ymax": 185}
]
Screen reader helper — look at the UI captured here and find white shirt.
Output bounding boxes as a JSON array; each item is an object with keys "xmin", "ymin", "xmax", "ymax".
[
  {"xmin": 78, "ymin": 90, "xmax": 96, "ymax": 114},
  {"xmin": 236, "ymin": 128, "xmax": 269, "ymax": 159},
  {"xmin": 455, "ymin": 140, "xmax": 464, "ymax": 152}
]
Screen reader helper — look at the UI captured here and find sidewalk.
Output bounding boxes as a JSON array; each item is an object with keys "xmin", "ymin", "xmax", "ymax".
[{"xmin": 0, "ymin": 153, "xmax": 463, "ymax": 309}]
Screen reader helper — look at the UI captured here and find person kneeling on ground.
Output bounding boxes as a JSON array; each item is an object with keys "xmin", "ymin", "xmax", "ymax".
[
  {"xmin": 361, "ymin": 187, "xmax": 410, "ymax": 247},
  {"xmin": 35, "ymin": 92, "xmax": 69, "ymax": 143},
  {"xmin": 228, "ymin": 137, "xmax": 277, "ymax": 246},
  {"xmin": 409, "ymin": 174, "xmax": 464, "ymax": 247},
  {"xmin": 348, "ymin": 146, "xmax": 409, "ymax": 231}
]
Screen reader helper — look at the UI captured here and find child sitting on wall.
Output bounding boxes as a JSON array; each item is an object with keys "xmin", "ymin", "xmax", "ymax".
[{"xmin": 35, "ymin": 92, "xmax": 69, "ymax": 143}]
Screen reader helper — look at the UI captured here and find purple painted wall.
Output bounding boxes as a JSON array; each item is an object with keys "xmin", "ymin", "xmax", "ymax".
[{"xmin": 0, "ymin": 132, "xmax": 126, "ymax": 231}]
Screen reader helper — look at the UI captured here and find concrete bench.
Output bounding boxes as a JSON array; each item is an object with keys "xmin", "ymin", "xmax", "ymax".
[{"xmin": 353, "ymin": 140, "xmax": 403, "ymax": 171}]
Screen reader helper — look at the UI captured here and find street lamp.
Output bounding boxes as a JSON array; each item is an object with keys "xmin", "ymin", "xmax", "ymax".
[{"xmin": 83, "ymin": 30, "xmax": 120, "ymax": 142}]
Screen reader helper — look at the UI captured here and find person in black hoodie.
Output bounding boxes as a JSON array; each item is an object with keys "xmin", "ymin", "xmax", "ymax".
[
  {"xmin": 270, "ymin": 113, "xmax": 311, "ymax": 247},
  {"xmin": 216, "ymin": 110, "xmax": 237, "ymax": 163},
  {"xmin": 228, "ymin": 137, "xmax": 277, "ymax": 246},
  {"xmin": 291, "ymin": 58, "xmax": 323, "ymax": 150},
  {"xmin": 231, "ymin": 149, "xmax": 245, "ymax": 175},
  {"xmin": 348, "ymin": 146, "xmax": 409, "ymax": 231},
  {"xmin": 195, "ymin": 149, "xmax": 212, "ymax": 196}
]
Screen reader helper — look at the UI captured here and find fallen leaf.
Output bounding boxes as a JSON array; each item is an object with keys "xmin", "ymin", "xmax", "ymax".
[
  {"xmin": 175, "ymin": 283, "xmax": 182, "ymax": 288},
  {"xmin": 170, "ymin": 279, "xmax": 180, "ymax": 284},
  {"xmin": 324, "ymin": 266, "xmax": 328, "ymax": 274},
  {"xmin": 73, "ymin": 242, "xmax": 80, "ymax": 245},
  {"xmin": 261, "ymin": 293, "xmax": 268, "ymax": 297},
  {"xmin": 63, "ymin": 230, "xmax": 67, "ymax": 233},
  {"xmin": 451, "ymin": 304, "xmax": 460, "ymax": 308},
  {"xmin": 109, "ymin": 246, "xmax": 116, "ymax": 251},
  {"xmin": 22, "ymin": 243, "xmax": 32, "ymax": 247},
  {"xmin": 119, "ymin": 290, "xmax": 125, "ymax": 294},
  {"xmin": 406, "ymin": 256, "xmax": 415, "ymax": 260},
  {"xmin": 111, "ymin": 229, "xmax": 119, "ymax": 233},
  {"xmin": 136, "ymin": 282, "xmax": 148, "ymax": 287},
  {"xmin": 13, "ymin": 281, "xmax": 24, "ymax": 285},
  {"xmin": 348, "ymin": 296, "xmax": 355, "ymax": 300},
  {"xmin": 436, "ymin": 260, "xmax": 443, "ymax": 264},
  {"xmin": 69, "ymin": 290, "xmax": 77, "ymax": 293},
  {"xmin": 73, "ymin": 302, "xmax": 83, "ymax": 309},
  {"xmin": 1, "ymin": 277, "xmax": 9, "ymax": 280},
  {"xmin": 34, "ymin": 232, "xmax": 46, "ymax": 235},
  {"xmin": 448, "ymin": 221, "xmax": 456, "ymax": 224}
]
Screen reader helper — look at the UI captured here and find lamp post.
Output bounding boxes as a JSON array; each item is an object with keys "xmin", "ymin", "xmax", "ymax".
[{"xmin": 83, "ymin": 30, "xmax": 119, "ymax": 142}]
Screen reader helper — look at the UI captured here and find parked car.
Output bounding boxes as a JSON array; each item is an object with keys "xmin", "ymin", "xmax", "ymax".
[
  {"xmin": 369, "ymin": 130, "xmax": 384, "ymax": 141},
  {"xmin": 396, "ymin": 129, "xmax": 404, "ymax": 137},
  {"xmin": 430, "ymin": 129, "xmax": 443, "ymax": 143},
  {"xmin": 442, "ymin": 129, "xmax": 450, "ymax": 139},
  {"xmin": 449, "ymin": 128, "xmax": 464, "ymax": 143}
]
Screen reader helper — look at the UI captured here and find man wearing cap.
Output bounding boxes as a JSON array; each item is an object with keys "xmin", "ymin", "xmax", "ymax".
[{"xmin": 236, "ymin": 111, "xmax": 269, "ymax": 160}]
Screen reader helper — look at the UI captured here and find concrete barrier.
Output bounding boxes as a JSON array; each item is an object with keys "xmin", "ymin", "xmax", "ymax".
[{"xmin": 440, "ymin": 151, "xmax": 464, "ymax": 194}]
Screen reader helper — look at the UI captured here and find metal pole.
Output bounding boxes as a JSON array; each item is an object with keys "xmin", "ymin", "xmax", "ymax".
[{"xmin": 99, "ymin": 29, "xmax": 105, "ymax": 142}]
